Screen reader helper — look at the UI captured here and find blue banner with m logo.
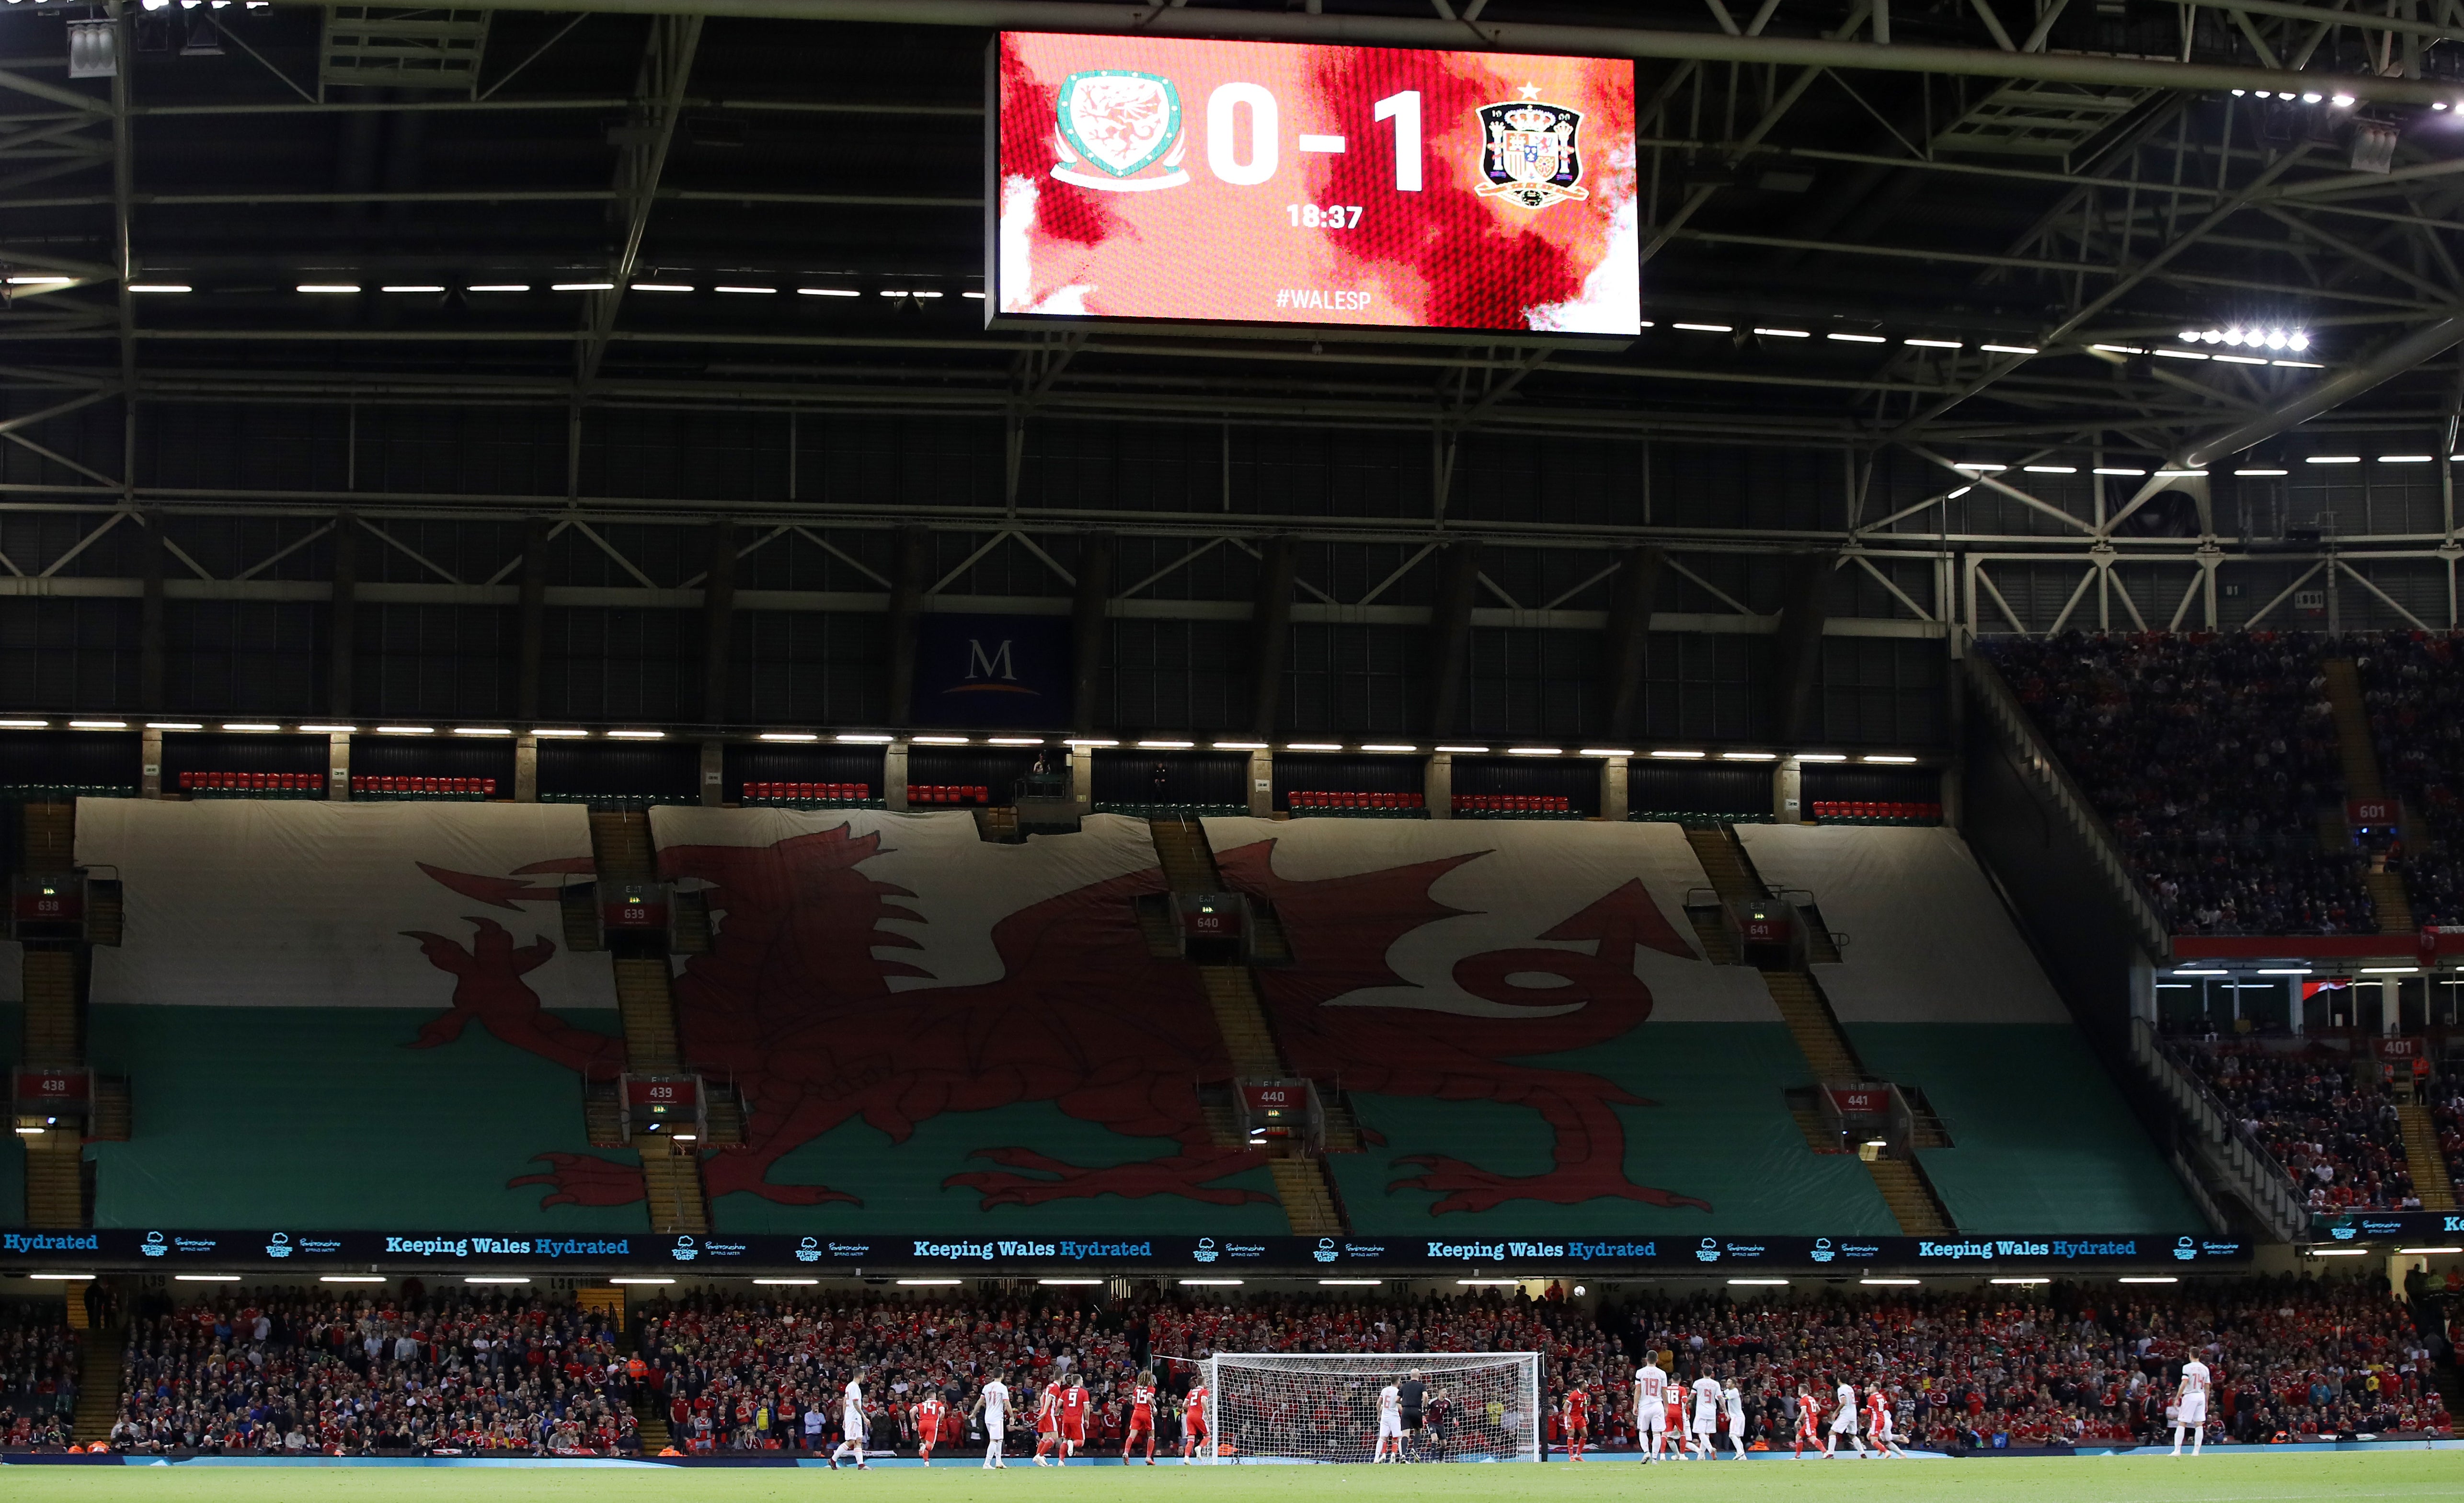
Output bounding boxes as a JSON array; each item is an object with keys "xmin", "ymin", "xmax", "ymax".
[{"xmin": 914, "ymin": 612, "xmax": 1072, "ymax": 729}]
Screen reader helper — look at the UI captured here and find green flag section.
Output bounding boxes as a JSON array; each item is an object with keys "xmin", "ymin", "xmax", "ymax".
[
  {"xmin": 1332, "ymin": 1023, "xmax": 1899, "ymax": 1236},
  {"xmin": 84, "ymin": 1005, "xmax": 636, "ymax": 1232},
  {"xmin": 1847, "ymin": 1023, "xmax": 2204, "ymax": 1233}
]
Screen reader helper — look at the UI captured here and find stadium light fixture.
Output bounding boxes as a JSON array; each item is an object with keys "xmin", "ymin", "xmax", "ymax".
[
  {"xmin": 1066, "ymin": 737, "xmax": 1123, "ymax": 748},
  {"xmin": 148, "ymin": 722, "xmax": 204, "ymax": 731},
  {"xmin": 29, "ymin": 1273, "xmax": 94, "ymax": 1281},
  {"xmin": 1037, "ymin": 1279, "xmax": 1103, "ymax": 1286},
  {"xmin": 1904, "ymin": 338, "xmax": 1962, "ymax": 349},
  {"xmin": 2396, "ymin": 1246, "xmax": 2463, "ymax": 1255},
  {"xmin": 755, "ymin": 1278, "xmax": 820, "ymax": 1285},
  {"xmin": 1211, "ymin": 740, "xmax": 1268, "ymax": 750},
  {"xmin": 1137, "ymin": 739, "xmax": 1197, "ymax": 749},
  {"xmin": 2118, "ymin": 1276, "xmax": 2178, "ymax": 1284},
  {"xmin": 895, "ymin": 1278, "xmax": 962, "ymax": 1286},
  {"xmin": 129, "ymin": 283, "xmax": 193, "ymax": 294},
  {"xmin": 798, "ymin": 288, "xmax": 861, "ymax": 298},
  {"xmin": 1457, "ymin": 1279, "xmax": 1524, "ymax": 1287},
  {"xmin": 1180, "ymin": 1279, "xmax": 1244, "ymax": 1286},
  {"xmin": 1434, "ymin": 745, "xmax": 1490, "ymax": 754},
  {"xmin": 1827, "ymin": 332, "xmax": 1885, "ymax": 344},
  {"xmin": 0, "ymin": 719, "xmax": 47, "ymax": 729},
  {"xmin": 991, "ymin": 736, "xmax": 1048, "ymax": 746},
  {"xmin": 2360, "ymin": 965, "xmax": 2420, "ymax": 975},
  {"xmin": 1284, "ymin": 743, "xmax": 1342, "ymax": 752},
  {"xmin": 759, "ymin": 732, "xmax": 818, "ymax": 742},
  {"xmin": 1862, "ymin": 755, "xmax": 1918, "ymax": 764},
  {"xmin": 467, "ymin": 284, "xmax": 531, "ymax": 293},
  {"xmin": 2235, "ymin": 468, "xmax": 2290, "ymax": 477},
  {"xmin": 69, "ymin": 720, "xmax": 128, "ymax": 729},
  {"xmin": 11, "ymin": 1126, "xmax": 41, "ymax": 1136},
  {"xmin": 2094, "ymin": 467, "xmax": 2149, "ymax": 477},
  {"xmin": 1753, "ymin": 327, "xmax": 1809, "ymax": 339},
  {"xmin": 2379, "ymin": 455, "xmax": 2434, "ymax": 464},
  {"xmin": 2173, "ymin": 968, "xmax": 2226, "ymax": 975},
  {"xmin": 1671, "ymin": 322, "xmax": 1732, "ymax": 333},
  {"xmin": 716, "ymin": 286, "xmax": 778, "ymax": 296},
  {"xmin": 532, "ymin": 728, "xmax": 589, "ymax": 738},
  {"xmin": 551, "ymin": 282, "xmax": 617, "ymax": 292},
  {"xmin": 607, "ymin": 729, "xmax": 665, "ymax": 739},
  {"xmin": 837, "ymin": 733, "xmax": 894, "ymax": 744},
  {"xmin": 320, "ymin": 1276, "xmax": 385, "ymax": 1284},
  {"xmin": 1507, "ymin": 747, "xmax": 1562, "ymax": 757},
  {"xmin": 2304, "ymin": 1248, "xmax": 2370, "ymax": 1258},
  {"xmin": 220, "ymin": 722, "xmax": 280, "ymax": 732},
  {"xmin": 452, "ymin": 727, "xmax": 513, "ymax": 737},
  {"xmin": 380, "ymin": 285, "xmax": 445, "ymax": 294},
  {"xmin": 376, "ymin": 725, "xmax": 435, "ymax": 735},
  {"xmin": 2306, "ymin": 455, "xmax": 2362, "ymax": 465},
  {"xmin": 1860, "ymin": 1278, "xmax": 1919, "ymax": 1286},
  {"xmin": 2022, "ymin": 465, "xmax": 2077, "ymax": 474},
  {"xmin": 1579, "ymin": 748, "xmax": 1635, "ymax": 758},
  {"xmin": 1649, "ymin": 749, "xmax": 1706, "ymax": 759},
  {"xmin": 1979, "ymin": 344, "xmax": 2038, "ymax": 356},
  {"xmin": 1359, "ymin": 743, "xmax": 1418, "ymax": 754},
  {"xmin": 609, "ymin": 1277, "xmax": 677, "ymax": 1285},
  {"xmin": 1990, "ymin": 1278, "xmax": 2047, "ymax": 1286},
  {"xmin": 465, "ymin": 1276, "xmax": 530, "ymax": 1284},
  {"xmin": 1727, "ymin": 1278, "xmax": 1789, "ymax": 1286},
  {"xmin": 671, "ymin": 1134, "xmax": 697, "ymax": 1143},
  {"xmin": 1319, "ymin": 1279, "xmax": 1382, "ymax": 1286},
  {"xmin": 296, "ymin": 284, "xmax": 360, "ymax": 294},
  {"xmin": 1795, "ymin": 752, "xmax": 1847, "ymax": 762},
  {"xmin": 2256, "ymin": 968, "xmax": 2312, "ymax": 975},
  {"xmin": 1720, "ymin": 751, "xmax": 1777, "ymax": 761},
  {"xmin": 299, "ymin": 723, "xmax": 355, "ymax": 734},
  {"xmin": 631, "ymin": 283, "xmax": 693, "ymax": 293},
  {"xmin": 912, "ymin": 735, "xmax": 972, "ymax": 746},
  {"xmin": 175, "ymin": 1274, "xmax": 241, "ymax": 1282}
]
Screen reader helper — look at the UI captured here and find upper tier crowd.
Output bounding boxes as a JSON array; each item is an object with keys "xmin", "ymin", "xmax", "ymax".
[
  {"xmin": 2169, "ymin": 1042, "xmax": 2423, "ymax": 1212},
  {"xmin": 46, "ymin": 1275, "xmax": 2450, "ymax": 1457},
  {"xmin": 103, "ymin": 1291, "xmax": 639, "ymax": 1455},
  {"xmin": 2353, "ymin": 631, "xmax": 2464, "ymax": 927},
  {"xmin": 1992, "ymin": 633, "xmax": 2374, "ymax": 935},
  {"xmin": 0, "ymin": 1306, "xmax": 79, "ymax": 1449}
]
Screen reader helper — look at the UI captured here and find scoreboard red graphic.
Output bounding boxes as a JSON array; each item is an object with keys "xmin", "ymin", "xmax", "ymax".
[{"xmin": 991, "ymin": 32, "xmax": 1638, "ymax": 336}]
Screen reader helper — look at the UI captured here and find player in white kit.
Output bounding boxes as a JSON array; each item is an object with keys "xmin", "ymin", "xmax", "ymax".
[
  {"xmin": 830, "ymin": 1369, "xmax": 870, "ymax": 1470},
  {"xmin": 2171, "ymin": 1357, "xmax": 2211, "ymax": 1457},
  {"xmin": 1687, "ymin": 1375, "xmax": 1722, "ymax": 1460},
  {"xmin": 971, "ymin": 1371, "xmax": 1012, "ymax": 1469},
  {"xmin": 1632, "ymin": 1359, "xmax": 1669, "ymax": 1463},
  {"xmin": 1824, "ymin": 1378, "xmax": 1866, "ymax": 1457},
  {"xmin": 1721, "ymin": 1378, "xmax": 1748, "ymax": 1459},
  {"xmin": 1373, "ymin": 1381, "xmax": 1405, "ymax": 1462}
]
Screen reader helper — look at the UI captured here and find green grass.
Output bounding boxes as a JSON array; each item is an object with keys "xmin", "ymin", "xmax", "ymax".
[{"xmin": 2, "ymin": 1452, "xmax": 2453, "ymax": 1503}]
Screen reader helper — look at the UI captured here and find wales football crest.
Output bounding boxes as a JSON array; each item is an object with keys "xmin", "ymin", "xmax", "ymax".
[
  {"xmin": 1476, "ymin": 95, "xmax": 1590, "ymax": 209},
  {"xmin": 1051, "ymin": 69, "xmax": 1190, "ymax": 192}
]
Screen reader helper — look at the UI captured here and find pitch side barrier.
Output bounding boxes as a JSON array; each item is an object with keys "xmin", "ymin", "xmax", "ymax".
[{"xmin": 0, "ymin": 1228, "xmax": 2253, "ymax": 1274}]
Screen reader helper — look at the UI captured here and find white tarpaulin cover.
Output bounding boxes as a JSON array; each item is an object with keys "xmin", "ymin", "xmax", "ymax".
[
  {"xmin": 646, "ymin": 807, "xmax": 1164, "ymax": 991},
  {"xmin": 1199, "ymin": 815, "xmax": 1777, "ymax": 1021},
  {"xmin": 1734, "ymin": 823, "xmax": 2069, "ymax": 1023},
  {"xmin": 76, "ymin": 798, "xmax": 612, "ymax": 1010}
]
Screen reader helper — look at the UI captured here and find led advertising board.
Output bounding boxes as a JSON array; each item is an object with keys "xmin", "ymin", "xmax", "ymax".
[{"xmin": 991, "ymin": 32, "xmax": 1637, "ymax": 338}]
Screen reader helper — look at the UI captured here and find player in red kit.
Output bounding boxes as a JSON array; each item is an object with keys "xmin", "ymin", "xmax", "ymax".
[
  {"xmin": 914, "ymin": 1392, "xmax": 946, "ymax": 1467},
  {"xmin": 1793, "ymin": 1386, "xmax": 1822, "ymax": 1459},
  {"xmin": 1122, "ymin": 1372, "xmax": 1158, "ymax": 1465},
  {"xmin": 1032, "ymin": 1377, "xmax": 1063, "ymax": 1466},
  {"xmin": 1562, "ymin": 1386, "xmax": 1590, "ymax": 1461},
  {"xmin": 1180, "ymin": 1382, "xmax": 1208, "ymax": 1464},
  {"xmin": 1059, "ymin": 1373, "xmax": 1090, "ymax": 1462}
]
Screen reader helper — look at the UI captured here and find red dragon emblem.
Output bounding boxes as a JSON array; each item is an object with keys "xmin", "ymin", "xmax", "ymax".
[{"xmin": 406, "ymin": 820, "xmax": 1711, "ymax": 1219}]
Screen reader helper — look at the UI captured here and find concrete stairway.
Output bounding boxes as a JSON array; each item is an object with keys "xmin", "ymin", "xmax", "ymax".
[
  {"xmin": 23, "ymin": 1130, "xmax": 85, "ymax": 1228},
  {"xmin": 638, "ymin": 1138, "xmax": 710, "ymax": 1236},
  {"xmin": 2397, "ymin": 1103, "xmax": 2458, "ymax": 1211},
  {"xmin": 614, "ymin": 959, "xmax": 683, "ymax": 1072},
  {"xmin": 1682, "ymin": 822, "xmax": 1956, "ymax": 1234},
  {"xmin": 22, "ymin": 949, "xmax": 81, "ymax": 1061},
  {"xmin": 72, "ymin": 1323, "xmax": 123, "ymax": 1444},
  {"xmin": 591, "ymin": 810, "xmax": 658, "ymax": 883},
  {"xmin": 586, "ymin": 810, "xmax": 709, "ymax": 1234},
  {"xmin": 1148, "ymin": 816, "xmax": 1348, "ymax": 1236},
  {"xmin": 2322, "ymin": 658, "xmax": 2416, "ymax": 935},
  {"xmin": 21, "ymin": 802, "xmax": 74, "ymax": 870}
]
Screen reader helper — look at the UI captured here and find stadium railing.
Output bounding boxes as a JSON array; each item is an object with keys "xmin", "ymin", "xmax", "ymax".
[{"xmin": 2132, "ymin": 1019, "xmax": 2310, "ymax": 1240}]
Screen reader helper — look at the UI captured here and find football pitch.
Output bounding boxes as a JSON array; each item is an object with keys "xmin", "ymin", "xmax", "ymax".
[{"xmin": 0, "ymin": 1453, "xmax": 2453, "ymax": 1503}]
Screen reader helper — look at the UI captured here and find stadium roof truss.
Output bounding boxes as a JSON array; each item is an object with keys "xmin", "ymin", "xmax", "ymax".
[{"xmin": 0, "ymin": 0, "xmax": 2461, "ymax": 613}]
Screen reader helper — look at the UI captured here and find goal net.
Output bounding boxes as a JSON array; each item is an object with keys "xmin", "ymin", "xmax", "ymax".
[{"xmin": 1198, "ymin": 1352, "xmax": 1541, "ymax": 1464}]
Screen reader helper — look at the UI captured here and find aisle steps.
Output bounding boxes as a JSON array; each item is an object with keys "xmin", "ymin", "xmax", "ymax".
[{"xmin": 2397, "ymin": 1103, "xmax": 2458, "ymax": 1211}]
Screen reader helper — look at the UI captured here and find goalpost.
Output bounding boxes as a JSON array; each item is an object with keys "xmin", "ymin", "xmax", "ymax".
[{"xmin": 1197, "ymin": 1352, "xmax": 1542, "ymax": 1464}]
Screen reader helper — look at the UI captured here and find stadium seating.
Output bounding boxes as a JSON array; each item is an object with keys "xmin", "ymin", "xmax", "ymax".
[
  {"xmin": 739, "ymin": 782, "xmax": 876, "ymax": 808},
  {"xmin": 1445, "ymin": 793, "xmax": 1576, "ymax": 818},
  {"xmin": 1287, "ymin": 790, "xmax": 1429, "ymax": 817},
  {"xmin": 108, "ymin": 1293, "xmax": 636, "ymax": 1455},
  {"xmin": 2354, "ymin": 632, "xmax": 2464, "ymax": 926},
  {"xmin": 1808, "ymin": 800, "xmax": 1942, "ymax": 825},
  {"xmin": 179, "ymin": 772, "xmax": 330, "ymax": 799},
  {"xmin": 2167, "ymin": 1041, "xmax": 2421, "ymax": 1211},
  {"xmin": 0, "ymin": 1305, "xmax": 79, "ymax": 1449},
  {"xmin": 344, "ymin": 776, "xmax": 492, "ymax": 801},
  {"xmin": 1991, "ymin": 633, "xmax": 2375, "ymax": 935}
]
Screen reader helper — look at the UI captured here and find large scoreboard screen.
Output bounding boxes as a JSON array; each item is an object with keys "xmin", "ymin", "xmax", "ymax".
[{"xmin": 991, "ymin": 32, "xmax": 1637, "ymax": 338}]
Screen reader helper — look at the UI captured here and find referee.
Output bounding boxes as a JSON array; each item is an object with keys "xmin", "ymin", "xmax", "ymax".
[{"xmin": 1399, "ymin": 1371, "xmax": 1427, "ymax": 1461}]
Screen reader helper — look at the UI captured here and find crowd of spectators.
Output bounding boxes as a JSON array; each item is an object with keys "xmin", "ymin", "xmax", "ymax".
[
  {"xmin": 2169, "ymin": 1042, "xmax": 2422, "ymax": 1212},
  {"xmin": 1596, "ymin": 1275, "xmax": 2449, "ymax": 1449},
  {"xmin": 2432, "ymin": 1069, "xmax": 2464, "ymax": 1209},
  {"xmin": 1992, "ymin": 632, "xmax": 2374, "ymax": 935},
  {"xmin": 2352, "ymin": 631, "xmax": 2464, "ymax": 926},
  {"xmin": 104, "ymin": 1290, "xmax": 639, "ymax": 1455},
  {"xmin": 3, "ymin": 1276, "xmax": 2441, "ymax": 1456},
  {"xmin": 0, "ymin": 1306, "xmax": 79, "ymax": 1449}
]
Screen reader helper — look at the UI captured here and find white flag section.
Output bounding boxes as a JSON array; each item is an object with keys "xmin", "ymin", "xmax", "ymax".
[
  {"xmin": 646, "ymin": 807, "xmax": 1163, "ymax": 992},
  {"xmin": 1199, "ymin": 816, "xmax": 1777, "ymax": 1021},
  {"xmin": 76, "ymin": 798, "xmax": 612, "ymax": 1010},
  {"xmin": 1202, "ymin": 1352, "xmax": 1542, "ymax": 1464},
  {"xmin": 1733, "ymin": 823, "xmax": 2070, "ymax": 1023}
]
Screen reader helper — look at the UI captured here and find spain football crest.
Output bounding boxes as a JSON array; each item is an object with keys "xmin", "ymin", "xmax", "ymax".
[
  {"xmin": 1051, "ymin": 69, "xmax": 1190, "ymax": 192},
  {"xmin": 1476, "ymin": 95, "xmax": 1590, "ymax": 209}
]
